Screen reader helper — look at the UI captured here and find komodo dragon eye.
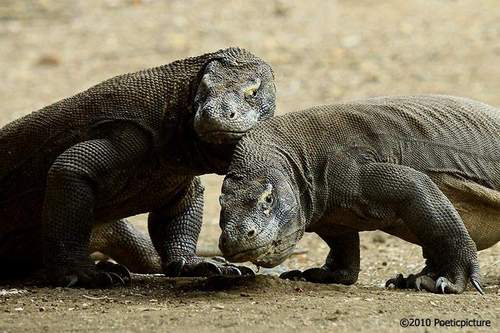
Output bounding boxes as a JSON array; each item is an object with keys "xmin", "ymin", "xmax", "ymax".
[
  {"xmin": 258, "ymin": 184, "xmax": 274, "ymax": 214},
  {"xmin": 264, "ymin": 194, "xmax": 273, "ymax": 205},
  {"xmin": 260, "ymin": 194, "xmax": 274, "ymax": 217},
  {"xmin": 244, "ymin": 79, "xmax": 261, "ymax": 99}
]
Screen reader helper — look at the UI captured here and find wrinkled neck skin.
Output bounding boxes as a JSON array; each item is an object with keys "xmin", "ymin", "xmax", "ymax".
[
  {"xmin": 158, "ymin": 113, "xmax": 238, "ymax": 176},
  {"xmin": 159, "ymin": 100, "xmax": 237, "ymax": 176},
  {"xmin": 272, "ymin": 144, "xmax": 341, "ymax": 231},
  {"xmin": 191, "ymin": 134, "xmax": 237, "ymax": 174},
  {"xmin": 151, "ymin": 53, "xmax": 238, "ymax": 175}
]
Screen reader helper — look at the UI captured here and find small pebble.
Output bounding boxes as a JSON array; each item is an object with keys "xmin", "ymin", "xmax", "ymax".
[{"xmin": 35, "ymin": 54, "xmax": 61, "ymax": 66}]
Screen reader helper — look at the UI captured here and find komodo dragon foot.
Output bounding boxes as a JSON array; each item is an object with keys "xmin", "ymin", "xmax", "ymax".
[
  {"xmin": 280, "ymin": 266, "xmax": 358, "ymax": 285},
  {"xmin": 163, "ymin": 256, "xmax": 254, "ymax": 278},
  {"xmin": 35, "ymin": 261, "xmax": 131, "ymax": 288},
  {"xmin": 385, "ymin": 264, "xmax": 484, "ymax": 295}
]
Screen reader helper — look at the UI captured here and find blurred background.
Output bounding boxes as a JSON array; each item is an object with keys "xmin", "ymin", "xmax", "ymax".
[
  {"xmin": 1, "ymin": 1, "xmax": 499, "ymax": 331},
  {"xmin": 1, "ymin": 0, "xmax": 499, "ymax": 285}
]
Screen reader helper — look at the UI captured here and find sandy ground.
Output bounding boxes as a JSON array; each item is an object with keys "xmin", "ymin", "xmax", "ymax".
[{"xmin": 0, "ymin": 0, "xmax": 499, "ymax": 332}]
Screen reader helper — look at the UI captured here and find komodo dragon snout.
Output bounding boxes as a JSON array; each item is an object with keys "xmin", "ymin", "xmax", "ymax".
[{"xmin": 219, "ymin": 168, "xmax": 304, "ymax": 267}]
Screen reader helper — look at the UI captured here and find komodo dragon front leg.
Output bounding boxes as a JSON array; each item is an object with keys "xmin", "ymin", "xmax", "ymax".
[
  {"xmin": 359, "ymin": 163, "xmax": 483, "ymax": 294},
  {"xmin": 41, "ymin": 124, "xmax": 150, "ymax": 287},
  {"xmin": 148, "ymin": 177, "xmax": 252, "ymax": 277},
  {"xmin": 281, "ymin": 233, "xmax": 360, "ymax": 285}
]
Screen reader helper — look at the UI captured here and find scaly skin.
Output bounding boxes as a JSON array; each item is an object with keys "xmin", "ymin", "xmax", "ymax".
[
  {"xmin": 219, "ymin": 95, "xmax": 499, "ymax": 294},
  {"xmin": 0, "ymin": 47, "xmax": 275, "ymax": 287}
]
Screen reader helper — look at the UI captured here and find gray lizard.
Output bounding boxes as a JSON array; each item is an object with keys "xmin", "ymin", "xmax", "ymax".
[
  {"xmin": 218, "ymin": 95, "xmax": 499, "ymax": 294},
  {"xmin": 0, "ymin": 47, "xmax": 275, "ymax": 287}
]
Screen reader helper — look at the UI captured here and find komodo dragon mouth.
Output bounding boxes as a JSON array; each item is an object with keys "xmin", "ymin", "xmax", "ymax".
[
  {"xmin": 198, "ymin": 129, "xmax": 247, "ymax": 141},
  {"xmin": 225, "ymin": 229, "xmax": 304, "ymax": 268}
]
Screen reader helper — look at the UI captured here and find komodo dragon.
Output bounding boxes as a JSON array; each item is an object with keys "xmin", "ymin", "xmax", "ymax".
[
  {"xmin": 0, "ymin": 47, "xmax": 275, "ymax": 287},
  {"xmin": 218, "ymin": 95, "xmax": 499, "ymax": 294}
]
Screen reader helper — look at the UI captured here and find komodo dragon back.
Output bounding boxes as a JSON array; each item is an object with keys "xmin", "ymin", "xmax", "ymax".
[
  {"xmin": 0, "ymin": 48, "xmax": 263, "ymax": 191},
  {"xmin": 0, "ymin": 53, "xmax": 210, "ymax": 182}
]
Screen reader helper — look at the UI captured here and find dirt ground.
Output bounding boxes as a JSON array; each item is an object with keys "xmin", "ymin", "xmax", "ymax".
[{"xmin": 0, "ymin": 0, "xmax": 499, "ymax": 332}]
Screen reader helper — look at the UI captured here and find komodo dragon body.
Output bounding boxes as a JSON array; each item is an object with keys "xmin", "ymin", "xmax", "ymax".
[
  {"xmin": 219, "ymin": 95, "xmax": 499, "ymax": 294},
  {"xmin": 0, "ymin": 48, "xmax": 275, "ymax": 287}
]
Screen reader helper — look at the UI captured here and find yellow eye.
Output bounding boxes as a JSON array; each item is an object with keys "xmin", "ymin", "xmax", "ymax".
[
  {"xmin": 264, "ymin": 194, "xmax": 273, "ymax": 204},
  {"xmin": 243, "ymin": 79, "xmax": 261, "ymax": 98},
  {"xmin": 258, "ymin": 184, "xmax": 273, "ymax": 208},
  {"xmin": 244, "ymin": 87, "xmax": 257, "ymax": 98}
]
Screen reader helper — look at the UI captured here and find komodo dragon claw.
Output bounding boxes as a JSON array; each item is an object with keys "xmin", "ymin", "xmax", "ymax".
[
  {"xmin": 163, "ymin": 257, "xmax": 253, "ymax": 278},
  {"xmin": 470, "ymin": 279, "xmax": 485, "ymax": 295},
  {"xmin": 280, "ymin": 270, "xmax": 305, "ymax": 281},
  {"xmin": 189, "ymin": 261, "xmax": 223, "ymax": 276},
  {"xmin": 34, "ymin": 260, "xmax": 131, "ymax": 288},
  {"xmin": 95, "ymin": 260, "xmax": 131, "ymax": 285},
  {"xmin": 65, "ymin": 275, "xmax": 79, "ymax": 288},
  {"xmin": 436, "ymin": 277, "xmax": 448, "ymax": 294},
  {"xmin": 386, "ymin": 272, "xmax": 485, "ymax": 295},
  {"xmin": 385, "ymin": 273, "xmax": 409, "ymax": 289},
  {"xmin": 280, "ymin": 267, "xmax": 358, "ymax": 285},
  {"xmin": 163, "ymin": 258, "xmax": 186, "ymax": 277}
]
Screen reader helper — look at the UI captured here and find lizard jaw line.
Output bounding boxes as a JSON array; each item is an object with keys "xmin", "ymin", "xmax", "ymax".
[{"xmin": 197, "ymin": 130, "xmax": 246, "ymax": 144}]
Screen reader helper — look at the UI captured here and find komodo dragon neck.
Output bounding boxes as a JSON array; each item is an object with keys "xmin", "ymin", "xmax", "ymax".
[{"xmin": 241, "ymin": 139, "xmax": 343, "ymax": 230}]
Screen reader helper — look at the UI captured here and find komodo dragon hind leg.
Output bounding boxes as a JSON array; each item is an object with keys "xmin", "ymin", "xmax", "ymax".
[
  {"xmin": 360, "ymin": 163, "xmax": 483, "ymax": 294},
  {"xmin": 90, "ymin": 219, "xmax": 162, "ymax": 274}
]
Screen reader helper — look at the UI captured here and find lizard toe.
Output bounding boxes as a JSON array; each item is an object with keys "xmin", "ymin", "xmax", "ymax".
[
  {"xmin": 163, "ymin": 256, "xmax": 252, "ymax": 278},
  {"xmin": 163, "ymin": 258, "xmax": 186, "ymax": 277},
  {"xmin": 185, "ymin": 261, "xmax": 223, "ymax": 277},
  {"xmin": 414, "ymin": 275, "xmax": 436, "ymax": 292},
  {"xmin": 434, "ymin": 276, "xmax": 463, "ymax": 294},
  {"xmin": 64, "ymin": 274, "xmax": 79, "ymax": 288},
  {"xmin": 90, "ymin": 271, "xmax": 114, "ymax": 288},
  {"xmin": 211, "ymin": 256, "xmax": 230, "ymax": 264},
  {"xmin": 236, "ymin": 266, "xmax": 255, "ymax": 277},
  {"xmin": 385, "ymin": 273, "xmax": 406, "ymax": 289},
  {"xmin": 106, "ymin": 272, "xmax": 126, "ymax": 286},
  {"xmin": 386, "ymin": 272, "xmax": 434, "ymax": 292},
  {"xmin": 95, "ymin": 260, "xmax": 131, "ymax": 285},
  {"xmin": 303, "ymin": 267, "xmax": 358, "ymax": 285},
  {"xmin": 217, "ymin": 264, "xmax": 254, "ymax": 276},
  {"xmin": 219, "ymin": 265, "xmax": 242, "ymax": 276},
  {"xmin": 280, "ymin": 270, "xmax": 305, "ymax": 281},
  {"xmin": 61, "ymin": 269, "xmax": 112, "ymax": 288},
  {"xmin": 302, "ymin": 267, "xmax": 330, "ymax": 283},
  {"xmin": 386, "ymin": 270, "xmax": 469, "ymax": 294}
]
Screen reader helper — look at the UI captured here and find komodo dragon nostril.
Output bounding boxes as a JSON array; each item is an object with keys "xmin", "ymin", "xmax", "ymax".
[{"xmin": 247, "ymin": 229, "xmax": 256, "ymax": 238}]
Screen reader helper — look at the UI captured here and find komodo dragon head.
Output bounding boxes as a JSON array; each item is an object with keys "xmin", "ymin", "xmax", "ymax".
[
  {"xmin": 193, "ymin": 48, "xmax": 276, "ymax": 144},
  {"xmin": 218, "ymin": 165, "xmax": 305, "ymax": 267}
]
